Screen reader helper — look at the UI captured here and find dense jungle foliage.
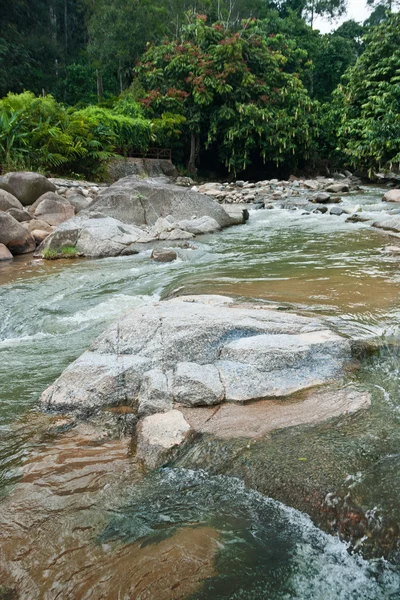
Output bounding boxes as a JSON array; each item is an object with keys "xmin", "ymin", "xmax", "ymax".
[{"xmin": 0, "ymin": 0, "xmax": 399, "ymax": 177}]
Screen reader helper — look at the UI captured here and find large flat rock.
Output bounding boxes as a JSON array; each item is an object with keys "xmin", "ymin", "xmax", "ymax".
[{"xmin": 40, "ymin": 296, "xmax": 352, "ymax": 416}]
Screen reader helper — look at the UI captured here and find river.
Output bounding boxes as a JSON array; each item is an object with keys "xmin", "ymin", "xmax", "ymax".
[{"xmin": 1, "ymin": 186, "xmax": 400, "ymax": 598}]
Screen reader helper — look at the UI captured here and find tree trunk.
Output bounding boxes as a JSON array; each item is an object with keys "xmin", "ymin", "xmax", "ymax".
[
  {"xmin": 96, "ymin": 70, "xmax": 103, "ymax": 102},
  {"xmin": 64, "ymin": 0, "xmax": 68, "ymax": 55},
  {"xmin": 188, "ymin": 133, "xmax": 198, "ymax": 175}
]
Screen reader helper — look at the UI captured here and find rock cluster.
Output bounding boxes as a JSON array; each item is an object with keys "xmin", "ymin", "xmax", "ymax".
[
  {"xmin": 39, "ymin": 295, "xmax": 363, "ymax": 468},
  {"xmin": 0, "ymin": 172, "xmax": 101, "ymax": 257},
  {"xmin": 37, "ymin": 177, "xmax": 238, "ymax": 258},
  {"xmin": 193, "ymin": 175, "xmax": 358, "ymax": 207}
]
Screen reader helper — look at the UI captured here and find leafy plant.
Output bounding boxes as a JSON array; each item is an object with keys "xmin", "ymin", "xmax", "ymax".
[
  {"xmin": 136, "ymin": 16, "xmax": 317, "ymax": 174},
  {"xmin": 335, "ymin": 13, "xmax": 400, "ymax": 173}
]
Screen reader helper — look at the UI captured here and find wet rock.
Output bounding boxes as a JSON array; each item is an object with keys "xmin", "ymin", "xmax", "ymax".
[
  {"xmin": 175, "ymin": 216, "xmax": 221, "ymax": 235},
  {"xmin": 312, "ymin": 192, "xmax": 331, "ymax": 204},
  {"xmin": 386, "ymin": 245, "xmax": 400, "ymax": 255},
  {"xmin": 0, "ymin": 243, "xmax": 13, "ymax": 261},
  {"xmin": 150, "ymin": 215, "xmax": 220, "ymax": 236},
  {"xmin": 159, "ymin": 228, "xmax": 194, "ymax": 241},
  {"xmin": 0, "ymin": 189, "xmax": 24, "ymax": 212},
  {"xmin": 325, "ymin": 183, "xmax": 350, "ymax": 193},
  {"xmin": 314, "ymin": 206, "xmax": 328, "ymax": 214},
  {"xmin": 40, "ymin": 296, "xmax": 352, "ymax": 416},
  {"xmin": 382, "ymin": 189, "xmax": 400, "ymax": 203},
  {"xmin": 181, "ymin": 388, "xmax": 371, "ymax": 439},
  {"xmin": 3, "ymin": 171, "xmax": 56, "ymax": 206},
  {"xmin": 303, "ymin": 180, "xmax": 320, "ymax": 191},
  {"xmin": 30, "ymin": 192, "xmax": 75, "ymax": 226},
  {"xmin": 151, "ymin": 249, "xmax": 177, "ymax": 262},
  {"xmin": 372, "ymin": 216, "xmax": 400, "ymax": 233},
  {"xmin": 136, "ymin": 409, "xmax": 192, "ymax": 469},
  {"xmin": 6, "ymin": 207, "xmax": 32, "ymax": 222},
  {"xmin": 37, "ymin": 215, "xmax": 154, "ymax": 258},
  {"xmin": 330, "ymin": 206, "xmax": 347, "ymax": 217},
  {"xmin": 0, "ymin": 212, "xmax": 36, "ymax": 255}
]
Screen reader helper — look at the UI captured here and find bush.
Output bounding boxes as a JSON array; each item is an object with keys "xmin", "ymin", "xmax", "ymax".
[{"xmin": 0, "ymin": 91, "xmax": 169, "ymax": 178}]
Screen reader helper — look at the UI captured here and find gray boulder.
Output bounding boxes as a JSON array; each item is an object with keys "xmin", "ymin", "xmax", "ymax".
[
  {"xmin": 312, "ymin": 192, "xmax": 331, "ymax": 204},
  {"xmin": 330, "ymin": 206, "xmax": 347, "ymax": 217},
  {"xmin": 135, "ymin": 409, "xmax": 192, "ymax": 469},
  {"xmin": 40, "ymin": 295, "xmax": 352, "ymax": 416},
  {"xmin": 30, "ymin": 192, "xmax": 75, "ymax": 226},
  {"xmin": 85, "ymin": 177, "xmax": 235, "ymax": 228},
  {"xmin": 3, "ymin": 172, "xmax": 56, "ymax": 206},
  {"xmin": 325, "ymin": 183, "xmax": 350, "ymax": 193},
  {"xmin": 24, "ymin": 219, "xmax": 53, "ymax": 234},
  {"xmin": 7, "ymin": 208, "xmax": 32, "ymax": 222},
  {"xmin": 37, "ymin": 214, "xmax": 154, "ymax": 258},
  {"xmin": 382, "ymin": 189, "xmax": 400, "ymax": 203},
  {"xmin": 0, "ymin": 212, "xmax": 36, "ymax": 255},
  {"xmin": 151, "ymin": 249, "xmax": 177, "ymax": 262},
  {"xmin": 0, "ymin": 189, "xmax": 24, "ymax": 212},
  {"xmin": 66, "ymin": 193, "xmax": 93, "ymax": 213},
  {"xmin": 0, "ymin": 243, "xmax": 13, "ymax": 261},
  {"xmin": 372, "ymin": 216, "xmax": 400, "ymax": 233},
  {"xmin": 31, "ymin": 229, "xmax": 50, "ymax": 244},
  {"xmin": 0, "ymin": 176, "xmax": 16, "ymax": 196}
]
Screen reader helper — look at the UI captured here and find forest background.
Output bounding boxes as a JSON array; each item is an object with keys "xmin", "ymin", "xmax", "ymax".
[{"xmin": 1, "ymin": 0, "xmax": 399, "ymax": 179}]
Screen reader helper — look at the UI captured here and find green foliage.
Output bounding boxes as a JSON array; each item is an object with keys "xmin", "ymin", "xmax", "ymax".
[
  {"xmin": 60, "ymin": 245, "xmax": 78, "ymax": 258},
  {"xmin": 137, "ymin": 17, "xmax": 317, "ymax": 174},
  {"xmin": 42, "ymin": 248, "xmax": 60, "ymax": 260},
  {"xmin": 335, "ymin": 14, "xmax": 400, "ymax": 173},
  {"xmin": 0, "ymin": 92, "xmax": 161, "ymax": 177}
]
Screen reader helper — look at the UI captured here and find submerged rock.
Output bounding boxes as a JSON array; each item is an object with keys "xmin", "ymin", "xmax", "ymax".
[
  {"xmin": 151, "ymin": 249, "xmax": 177, "ymax": 262},
  {"xmin": 181, "ymin": 388, "xmax": 371, "ymax": 439},
  {"xmin": 135, "ymin": 409, "xmax": 192, "ymax": 469},
  {"xmin": 40, "ymin": 295, "xmax": 352, "ymax": 416}
]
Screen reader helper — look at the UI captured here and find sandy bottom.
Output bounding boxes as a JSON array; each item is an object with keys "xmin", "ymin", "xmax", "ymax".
[{"xmin": 0, "ymin": 420, "xmax": 219, "ymax": 599}]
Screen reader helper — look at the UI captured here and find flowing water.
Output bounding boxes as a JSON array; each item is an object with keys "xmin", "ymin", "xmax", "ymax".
[{"xmin": 1, "ymin": 187, "xmax": 400, "ymax": 597}]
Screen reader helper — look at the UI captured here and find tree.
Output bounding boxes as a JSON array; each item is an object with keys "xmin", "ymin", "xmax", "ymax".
[
  {"xmin": 273, "ymin": 0, "xmax": 347, "ymax": 26},
  {"xmin": 136, "ymin": 16, "xmax": 317, "ymax": 174},
  {"xmin": 367, "ymin": 0, "xmax": 400, "ymax": 10},
  {"xmin": 335, "ymin": 13, "xmax": 400, "ymax": 172}
]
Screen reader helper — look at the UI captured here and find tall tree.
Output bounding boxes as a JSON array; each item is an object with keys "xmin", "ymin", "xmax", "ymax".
[
  {"xmin": 136, "ymin": 17, "xmax": 317, "ymax": 174},
  {"xmin": 335, "ymin": 13, "xmax": 400, "ymax": 172}
]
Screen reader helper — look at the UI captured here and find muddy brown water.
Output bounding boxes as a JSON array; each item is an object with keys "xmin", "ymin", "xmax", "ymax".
[{"xmin": 2, "ymin": 187, "xmax": 400, "ymax": 598}]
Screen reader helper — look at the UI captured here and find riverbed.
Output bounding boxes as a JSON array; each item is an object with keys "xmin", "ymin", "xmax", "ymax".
[{"xmin": 1, "ymin": 186, "xmax": 400, "ymax": 598}]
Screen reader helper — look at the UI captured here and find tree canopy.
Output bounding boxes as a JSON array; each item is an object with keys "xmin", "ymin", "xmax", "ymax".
[{"xmin": 2, "ymin": 0, "xmax": 400, "ymax": 178}]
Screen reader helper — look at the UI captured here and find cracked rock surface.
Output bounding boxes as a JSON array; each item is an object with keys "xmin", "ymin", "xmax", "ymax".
[{"xmin": 40, "ymin": 295, "xmax": 352, "ymax": 417}]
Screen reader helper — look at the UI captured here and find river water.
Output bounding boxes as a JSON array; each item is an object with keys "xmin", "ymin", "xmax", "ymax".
[{"xmin": 1, "ymin": 187, "xmax": 400, "ymax": 598}]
